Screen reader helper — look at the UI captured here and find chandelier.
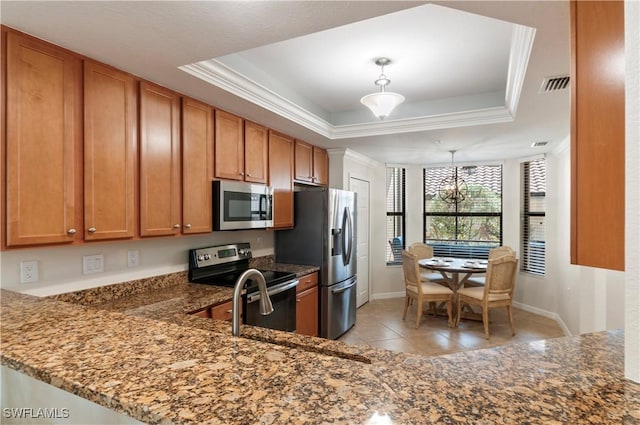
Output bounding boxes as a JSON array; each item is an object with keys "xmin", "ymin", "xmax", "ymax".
[
  {"xmin": 438, "ymin": 150, "xmax": 469, "ymax": 204},
  {"xmin": 360, "ymin": 58, "xmax": 405, "ymax": 120}
]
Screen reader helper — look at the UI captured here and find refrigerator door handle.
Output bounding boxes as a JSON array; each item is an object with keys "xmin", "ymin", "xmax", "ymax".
[
  {"xmin": 331, "ymin": 280, "xmax": 356, "ymax": 294},
  {"xmin": 342, "ymin": 206, "xmax": 353, "ymax": 266}
]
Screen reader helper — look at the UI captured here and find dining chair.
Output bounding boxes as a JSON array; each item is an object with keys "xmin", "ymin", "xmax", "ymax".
[
  {"xmin": 455, "ymin": 254, "xmax": 519, "ymax": 339},
  {"xmin": 401, "ymin": 250, "xmax": 454, "ymax": 328},
  {"xmin": 407, "ymin": 242, "xmax": 446, "ymax": 284},
  {"xmin": 465, "ymin": 245, "xmax": 516, "ymax": 287}
]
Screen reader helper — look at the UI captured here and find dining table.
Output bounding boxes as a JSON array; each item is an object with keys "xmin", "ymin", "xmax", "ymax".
[
  {"xmin": 417, "ymin": 257, "xmax": 488, "ymax": 292},
  {"xmin": 418, "ymin": 257, "xmax": 488, "ymax": 322}
]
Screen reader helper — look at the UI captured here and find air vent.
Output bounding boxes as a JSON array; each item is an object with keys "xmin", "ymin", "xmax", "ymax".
[
  {"xmin": 539, "ymin": 75, "xmax": 570, "ymax": 93},
  {"xmin": 531, "ymin": 141, "xmax": 549, "ymax": 148}
]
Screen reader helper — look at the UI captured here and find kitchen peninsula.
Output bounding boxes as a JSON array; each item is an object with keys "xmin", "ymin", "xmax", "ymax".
[{"xmin": 1, "ymin": 272, "xmax": 638, "ymax": 424}]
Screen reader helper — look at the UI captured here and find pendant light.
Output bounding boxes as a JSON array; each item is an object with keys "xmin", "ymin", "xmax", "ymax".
[
  {"xmin": 438, "ymin": 150, "xmax": 469, "ymax": 204},
  {"xmin": 360, "ymin": 58, "xmax": 405, "ymax": 120}
]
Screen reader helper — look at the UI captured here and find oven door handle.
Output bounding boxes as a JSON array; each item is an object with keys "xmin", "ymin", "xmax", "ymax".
[{"xmin": 246, "ymin": 279, "xmax": 299, "ymax": 303}]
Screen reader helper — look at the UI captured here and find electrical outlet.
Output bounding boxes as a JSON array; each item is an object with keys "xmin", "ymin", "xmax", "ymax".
[
  {"xmin": 127, "ymin": 250, "xmax": 139, "ymax": 267},
  {"xmin": 83, "ymin": 255, "xmax": 104, "ymax": 275},
  {"xmin": 20, "ymin": 261, "xmax": 39, "ymax": 283}
]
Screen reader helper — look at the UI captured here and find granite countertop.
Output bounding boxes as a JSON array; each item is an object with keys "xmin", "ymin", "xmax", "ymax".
[{"xmin": 2, "ymin": 269, "xmax": 639, "ymax": 424}]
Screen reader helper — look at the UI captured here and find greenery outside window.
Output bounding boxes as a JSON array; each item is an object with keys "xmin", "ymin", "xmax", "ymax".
[
  {"xmin": 386, "ymin": 167, "xmax": 406, "ymax": 265},
  {"xmin": 423, "ymin": 165, "xmax": 503, "ymax": 259},
  {"xmin": 522, "ymin": 159, "xmax": 546, "ymax": 275}
]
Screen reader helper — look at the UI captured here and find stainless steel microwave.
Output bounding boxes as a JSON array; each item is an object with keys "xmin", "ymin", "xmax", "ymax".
[{"xmin": 213, "ymin": 181, "xmax": 273, "ymax": 230}]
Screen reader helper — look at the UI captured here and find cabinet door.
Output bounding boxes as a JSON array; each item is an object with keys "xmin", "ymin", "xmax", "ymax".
[
  {"xmin": 296, "ymin": 286, "xmax": 318, "ymax": 337},
  {"xmin": 84, "ymin": 60, "xmax": 137, "ymax": 241},
  {"xmin": 570, "ymin": 0, "xmax": 625, "ymax": 270},
  {"xmin": 182, "ymin": 97, "xmax": 213, "ymax": 234},
  {"xmin": 211, "ymin": 301, "xmax": 238, "ymax": 321},
  {"xmin": 313, "ymin": 146, "xmax": 329, "ymax": 186},
  {"xmin": 139, "ymin": 81, "xmax": 181, "ymax": 237},
  {"xmin": 192, "ymin": 308, "xmax": 210, "ymax": 318},
  {"xmin": 6, "ymin": 33, "xmax": 82, "ymax": 246},
  {"xmin": 214, "ymin": 110, "xmax": 244, "ymax": 181},
  {"xmin": 244, "ymin": 120, "xmax": 268, "ymax": 184},
  {"xmin": 268, "ymin": 131, "xmax": 294, "ymax": 229},
  {"xmin": 294, "ymin": 140, "xmax": 313, "ymax": 183}
]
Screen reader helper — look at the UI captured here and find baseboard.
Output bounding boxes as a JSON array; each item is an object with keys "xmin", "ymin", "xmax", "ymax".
[
  {"xmin": 371, "ymin": 291, "xmax": 405, "ymax": 300},
  {"xmin": 512, "ymin": 301, "xmax": 572, "ymax": 336}
]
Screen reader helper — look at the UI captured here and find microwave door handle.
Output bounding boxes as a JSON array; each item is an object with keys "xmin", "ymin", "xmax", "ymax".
[{"xmin": 259, "ymin": 194, "xmax": 266, "ymax": 219}]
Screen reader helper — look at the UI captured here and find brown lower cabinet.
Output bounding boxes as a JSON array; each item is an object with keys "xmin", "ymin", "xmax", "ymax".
[
  {"xmin": 296, "ymin": 272, "xmax": 319, "ymax": 337},
  {"xmin": 211, "ymin": 300, "xmax": 236, "ymax": 321},
  {"xmin": 192, "ymin": 308, "xmax": 210, "ymax": 319}
]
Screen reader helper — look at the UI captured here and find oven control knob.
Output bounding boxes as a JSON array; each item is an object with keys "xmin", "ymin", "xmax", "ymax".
[
  {"xmin": 203, "ymin": 254, "xmax": 211, "ymax": 261},
  {"xmin": 197, "ymin": 255, "xmax": 205, "ymax": 261}
]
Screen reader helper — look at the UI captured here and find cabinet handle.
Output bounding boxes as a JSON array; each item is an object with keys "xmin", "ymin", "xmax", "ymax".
[
  {"xmin": 173, "ymin": 224, "xmax": 180, "ymax": 229},
  {"xmin": 88, "ymin": 227, "xmax": 96, "ymax": 234},
  {"xmin": 226, "ymin": 309, "xmax": 232, "ymax": 314},
  {"xmin": 184, "ymin": 224, "xmax": 192, "ymax": 229},
  {"xmin": 67, "ymin": 228, "xmax": 77, "ymax": 235},
  {"xmin": 239, "ymin": 172, "xmax": 245, "ymax": 176},
  {"xmin": 247, "ymin": 173, "xmax": 252, "ymax": 177}
]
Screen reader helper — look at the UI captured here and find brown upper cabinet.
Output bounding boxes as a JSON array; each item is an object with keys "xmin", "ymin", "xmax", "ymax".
[
  {"xmin": 268, "ymin": 131, "xmax": 295, "ymax": 229},
  {"xmin": 84, "ymin": 60, "xmax": 137, "ymax": 241},
  {"xmin": 182, "ymin": 97, "xmax": 214, "ymax": 234},
  {"xmin": 243, "ymin": 120, "xmax": 269, "ymax": 184},
  {"xmin": 214, "ymin": 109, "xmax": 244, "ymax": 181},
  {"xmin": 5, "ymin": 32, "xmax": 83, "ymax": 247},
  {"xmin": 570, "ymin": 0, "xmax": 625, "ymax": 271},
  {"xmin": 294, "ymin": 140, "xmax": 328, "ymax": 186},
  {"xmin": 139, "ymin": 81, "xmax": 182, "ymax": 237},
  {"xmin": 214, "ymin": 111, "xmax": 268, "ymax": 184}
]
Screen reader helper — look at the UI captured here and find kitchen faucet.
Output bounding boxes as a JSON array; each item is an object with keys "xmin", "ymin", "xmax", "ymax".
[{"xmin": 232, "ymin": 269, "xmax": 274, "ymax": 336}]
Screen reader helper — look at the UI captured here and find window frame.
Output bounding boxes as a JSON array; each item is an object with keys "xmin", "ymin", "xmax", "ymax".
[
  {"xmin": 422, "ymin": 165, "xmax": 503, "ymax": 259},
  {"xmin": 386, "ymin": 167, "xmax": 406, "ymax": 265}
]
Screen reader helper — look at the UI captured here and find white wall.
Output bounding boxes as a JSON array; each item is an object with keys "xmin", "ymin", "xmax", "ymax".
[
  {"xmin": 0, "ymin": 230, "xmax": 274, "ymax": 296},
  {"xmin": 624, "ymin": 0, "xmax": 640, "ymax": 382}
]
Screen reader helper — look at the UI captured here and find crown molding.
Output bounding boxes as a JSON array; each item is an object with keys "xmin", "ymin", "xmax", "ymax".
[
  {"xmin": 180, "ymin": 25, "xmax": 534, "ymax": 139},
  {"xmin": 505, "ymin": 24, "xmax": 537, "ymax": 117},
  {"xmin": 179, "ymin": 61, "xmax": 333, "ymax": 138}
]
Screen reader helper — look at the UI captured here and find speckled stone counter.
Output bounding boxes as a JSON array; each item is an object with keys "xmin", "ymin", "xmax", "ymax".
[{"xmin": 2, "ymin": 274, "xmax": 640, "ymax": 424}]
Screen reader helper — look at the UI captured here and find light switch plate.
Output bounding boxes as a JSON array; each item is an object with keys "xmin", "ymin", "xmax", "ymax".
[{"xmin": 83, "ymin": 255, "xmax": 104, "ymax": 275}]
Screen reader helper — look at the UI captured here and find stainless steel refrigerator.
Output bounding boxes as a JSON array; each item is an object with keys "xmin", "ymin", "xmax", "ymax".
[{"xmin": 275, "ymin": 188, "xmax": 357, "ymax": 339}]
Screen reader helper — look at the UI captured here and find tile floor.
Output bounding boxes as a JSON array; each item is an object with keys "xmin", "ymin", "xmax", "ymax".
[{"xmin": 338, "ymin": 297, "xmax": 566, "ymax": 356}]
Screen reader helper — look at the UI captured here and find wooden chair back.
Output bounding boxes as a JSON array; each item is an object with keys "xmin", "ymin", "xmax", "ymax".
[
  {"xmin": 489, "ymin": 246, "xmax": 515, "ymax": 259},
  {"xmin": 401, "ymin": 249, "xmax": 422, "ymax": 294},
  {"xmin": 408, "ymin": 242, "xmax": 434, "ymax": 260},
  {"xmin": 485, "ymin": 255, "xmax": 518, "ymax": 298}
]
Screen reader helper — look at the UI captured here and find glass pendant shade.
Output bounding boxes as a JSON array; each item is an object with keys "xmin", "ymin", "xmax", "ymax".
[{"xmin": 360, "ymin": 91, "xmax": 405, "ymax": 120}]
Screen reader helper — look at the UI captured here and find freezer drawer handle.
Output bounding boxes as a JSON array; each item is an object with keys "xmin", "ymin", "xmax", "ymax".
[{"xmin": 331, "ymin": 281, "xmax": 356, "ymax": 294}]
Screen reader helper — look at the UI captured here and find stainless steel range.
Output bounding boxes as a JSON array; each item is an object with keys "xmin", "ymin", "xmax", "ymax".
[{"xmin": 188, "ymin": 243, "xmax": 298, "ymax": 332}]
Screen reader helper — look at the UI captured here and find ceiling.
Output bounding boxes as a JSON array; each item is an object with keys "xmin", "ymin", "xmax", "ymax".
[{"xmin": 0, "ymin": 1, "xmax": 571, "ymax": 165}]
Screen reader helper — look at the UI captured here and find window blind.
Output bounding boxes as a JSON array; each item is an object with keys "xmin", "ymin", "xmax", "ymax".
[
  {"xmin": 522, "ymin": 159, "xmax": 546, "ymax": 275},
  {"xmin": 386, "ymin": 167, "xmax": 406, "ymax": 264}
]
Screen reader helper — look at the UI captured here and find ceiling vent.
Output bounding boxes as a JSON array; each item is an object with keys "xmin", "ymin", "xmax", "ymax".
[
  {"xmin": 531, "ymin": 141, "xmax": 549, "ymax": 147},
  {"xmin": 539, "ymin": 75, "xmax": 570, "ymax": 93}
]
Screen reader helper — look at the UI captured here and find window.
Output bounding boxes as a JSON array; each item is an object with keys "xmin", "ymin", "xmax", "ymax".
[
  {"xmin": 423, "ymin": 165, "xmax": 502, "ymax": 259},
  {"xmin": 522, "ymin": 159, "xmax": 546, "ymax": 275},
  {"xmin": 386, "ymin": 167, "xmax": 406, "ymax": 265}
]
